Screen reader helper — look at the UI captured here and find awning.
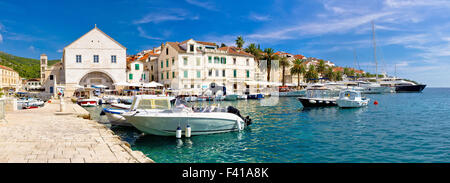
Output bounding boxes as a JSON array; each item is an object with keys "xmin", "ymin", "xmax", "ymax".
[
  {"xmin": 92, "ymin": 85, "xmax": 107, "ymax": 88},
  {"xmin": 114, "ymin": 82, "xmax": 141, "ymax": 87},
  {"xmin": 142, "ymin": 81, "xmax": 164, "ymax": 88}
]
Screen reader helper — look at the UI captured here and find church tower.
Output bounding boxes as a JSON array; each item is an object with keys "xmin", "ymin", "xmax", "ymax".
[{"xmin": 40, "ymin": 54, "xmax": 47, "ymax": 84}]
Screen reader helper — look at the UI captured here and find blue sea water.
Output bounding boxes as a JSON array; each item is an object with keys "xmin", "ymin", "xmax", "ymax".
[{"xmin": 87, "ymin": 88, "xmax": 450, "ymax": 163}]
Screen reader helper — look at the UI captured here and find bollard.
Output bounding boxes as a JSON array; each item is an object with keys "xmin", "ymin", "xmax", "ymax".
[{"xmin": 60, "ymin": 97, "xmax": 65, "ymax": 112}]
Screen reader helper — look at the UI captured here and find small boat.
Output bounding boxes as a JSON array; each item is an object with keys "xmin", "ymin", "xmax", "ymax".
[
  {"xmin": 119, "ymin": 97, "xmax": 133, "ymax": 104},
  {"xmin": 224, "ymin": 94, "xmax": 238, "ymax": 101},
  {"xmin": 102, "ymin": 96, "xmax": 119, "ymax": 104},
  {"xmin": 337, "ymin": 90, "xmax": 370, "ymax": 108},
  {"xmin": 248, "ymin": 94, "xmax": 264, "ymax": 99},
  {"xmin": 297, "ymin": 84, "xmax": 339, "ymax": 107},
  {"xmin": 122, "ymin": 95, "xmax": 252, "ymax": 137},
  {"xmin": 111, "ymin": 103, "xmax": 131, "ymax": 109},
  {"xmin": 78, "ymin": 98, "xmax": 98, "ymax": 107},
  {"xmin": 237, "ymin": 94, "xmax": 247, "ymax": 100},
  {"xmin": 185, "ymin": 96, "xmax": 198, "ymax": 102},
  {"xmin": 215, "ymin": 95, "xmax": 225, "ymax": 101},
  {"xmin": 100, "ymin": 108, "xmax": 130, "ymax": 126}
]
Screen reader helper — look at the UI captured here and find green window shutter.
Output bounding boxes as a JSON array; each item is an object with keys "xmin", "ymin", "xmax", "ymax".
[
  {"xmin": 166, "ymin": 59, "xmax": 169, "ymax": 67},
  {"xmin": 208, "ymin": 56, "xmax": 212, "ymax": 63},
  {"xmin": 129, "ymin": 74, "xmax": 133, "ymax": 80},
  {"xmin": 172, "ymin": 72, "xmax": 175, "ymax": 78},
  {"xmin": 184, "ymin": 71, "xmax": 188, "ymax": 78},
  {"xmin": 161, "ymin": 73, "xmax": 163, "ymax": 79},
  {"xmin": 135, "ymin": 64, "xmax": 139, "ymax": 70},
  {"xmin": 246, "ymin": 70, "xmax": 250, "ymax": 78},
  {"xmin": 233, "ymin": 70, "xmax": 237, "ymax": 78},
  {"xmin": 143, "ymin": 74, "xmax": 146, "ymax": 80},
  {"xmin": 161, "ymin": 61, "xmax": 163, "ymax": 68},
  {"xmin": 166, "ymin": 72, "xmax": 169, "ymax": 79},
  {"xmin": 224, "ymin": 57, "xmax": 226, "ymax": 64},
  {"xmin": 197, "ymin": 71, "xmax": 201, "ymax": 78}
]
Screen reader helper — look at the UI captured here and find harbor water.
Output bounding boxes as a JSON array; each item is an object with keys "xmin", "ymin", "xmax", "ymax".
[{"xmin": 86, "ymin": 88, "xmax": 450, "ymax": 163}]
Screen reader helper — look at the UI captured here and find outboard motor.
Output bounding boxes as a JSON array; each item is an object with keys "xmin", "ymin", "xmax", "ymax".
[{"xmin": 227, "ymin": 106, "xmax": 252, "ymax": 126}]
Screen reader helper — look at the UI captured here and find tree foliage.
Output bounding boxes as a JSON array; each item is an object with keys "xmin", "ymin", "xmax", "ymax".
[{"xmin": 0, "ymin": 51, "xmax": 59, "ymax": 79}]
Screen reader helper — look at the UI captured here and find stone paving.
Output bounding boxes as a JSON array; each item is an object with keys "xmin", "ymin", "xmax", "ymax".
[{"xmin": 0, "ymin": 100, "xmax": 153, "ymax": 163}]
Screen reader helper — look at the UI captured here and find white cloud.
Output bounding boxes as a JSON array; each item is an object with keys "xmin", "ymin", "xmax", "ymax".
[
  {"xmin": 248, "ymin": 13, "xmax": 271, "ymax": 22},
  {"xmin": 133, "ymin": 9, "xmax": 199, "ymax": 24},
  {"xmin": 28, "ymin": 46, "xmax": 36, "ymax": 52},
  {"xmin": 185, "ymin": 0, "xmax": 217, "ymax": 11},
  {"xmin": 57, "ymin": 49, "xmax": 63, "ymax": 53},
  {"xmin": 137, "ymin": 26, "xmax": 162, "ymax": 40}
]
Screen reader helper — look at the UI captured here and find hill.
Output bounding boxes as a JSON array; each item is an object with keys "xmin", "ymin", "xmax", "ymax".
[{"xmin": 0, "ymin": 51, "xmax": 60, "ymax": 79}]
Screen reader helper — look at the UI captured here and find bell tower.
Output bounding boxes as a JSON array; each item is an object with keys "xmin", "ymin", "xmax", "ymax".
[{"xmin": 40, "ymin": 54, "xmax": 47, "ymax": 83}]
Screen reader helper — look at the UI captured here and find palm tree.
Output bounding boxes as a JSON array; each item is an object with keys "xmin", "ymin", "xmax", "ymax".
[
  {"xmin": 261, "ymin": 48, "xmax": 278, "ymax": 82},
  {"xmin": 306, "ymin": 65, "xmax": 319, "ymax": 83},
  {"xmin": 245, "ymin": 43, "xmax": 262, "ymax": 65},
  {"xmin": 291, "ymin": 59, "xmax": 306, "ymax": 88},
  {"xmin": 220, "ymin": 43, "xmax": 227, "ymax": 48},
  {"xmin": 279, "ymin": 57, "xmax": 291, "ymax": 86},
  {"xmin": 317, "ymin": 59, "xmax": 326, "ymax": 76},
  {"xmin": 235, "ymin": 36, "xmax": 245, "ymax": 49}
]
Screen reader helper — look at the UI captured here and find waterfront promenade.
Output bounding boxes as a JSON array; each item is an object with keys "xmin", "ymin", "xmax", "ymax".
[{"xmin": 0, "ymin": 100, "xmax": 153, "ymax": 163}]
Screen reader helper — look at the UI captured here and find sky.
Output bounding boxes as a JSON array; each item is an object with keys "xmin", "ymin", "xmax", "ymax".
[{"xmin": 1, "ymin": 0, "xmax": 450, "ymax": 86}]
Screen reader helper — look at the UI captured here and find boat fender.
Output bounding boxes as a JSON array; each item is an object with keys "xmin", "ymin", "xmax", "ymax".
[
  {"xmin": 236, "ymin": 119, "xmax": 242, "ymax": 131},
  {"xmin": 185, "ymin": 124, "xmax": 191, "ymax": 138},
  {"xmin": 176, "ymin": 126, "xmax": 182, "ymax": 138},
  {"xmin": 309, "ymin": 100, "xmax": 316, "ymax": 103},
  {"xmin": 374, "ymin": 100, "xmax": 379, "ymax": 105}
]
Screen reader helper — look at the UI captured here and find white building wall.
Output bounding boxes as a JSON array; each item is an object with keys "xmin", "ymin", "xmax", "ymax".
[{"xmin": 63, "ymin": 28, "xmax": 127, "ymax": 95}]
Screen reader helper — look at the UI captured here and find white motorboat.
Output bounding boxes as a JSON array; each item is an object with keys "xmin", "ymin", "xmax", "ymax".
[
  {"xmin": 237, "ymin": 94, "xmax": 247, "ymax": 100},
  {"xmin": 78, "ymin": 98, "xmax": 98, "ymax": 107},
  {"xmin": 102, "ymin": 96, "xmax": 119, "ymax": 104},
  {"xmin": 185, "ymin": 96, "xmax": 198, "ymax": 102},
  {"xmin": 101, "ymin": 108, "xmax": 130, "ymax": 126},
  {"xmin": 337, "ymin": 90, "xmax": 370, "ymax": 108},
  {"xmin": 122, "ymin": 95, "xmax": 252, "ymax": 137},
  {"xmin": 111, "ymin": 103, "xmax": 131, "ymax": 109}
]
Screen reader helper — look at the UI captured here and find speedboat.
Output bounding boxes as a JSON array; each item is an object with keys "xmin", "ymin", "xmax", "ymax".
[
  {"xmin": 248, "ymin": 93, "xmax": 264, "ymax": 99},
  {"xmin": 101, "ymin": 108, "xmax": 130, "ymax": 126},
  {"xmin": 102, "ymin": 96, "xmax": 119, "ymax": 104},
  {"xmin": 111, "ymin": 103, "xmax": 131, "ymax": 109},
  {"xmin": 78, "ymin": 98, "xmax": 98, "ymax": 107},
  {"xmin": 122, "ymin": 95, "xmax": 252, "ymax": 137},
  {"xmin": 237, "ymin": 94, "xmax": 247, "ymax": 100},
  {"xmin": 297, "ymin": 84, "xmax": 339, "ymax": 107},
  {"xmin": 185, "ymin": 96, "xmax": 198, "ymax": 102},
  {"xmin": 337, "ymin": 89, "xmax": 370, "ymax": 108},
  {"xmin": 224, "ymin": 94, "xmax": 238, "ymax": 101}
]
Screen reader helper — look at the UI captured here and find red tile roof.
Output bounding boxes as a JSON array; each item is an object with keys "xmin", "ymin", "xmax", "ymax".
[
  {"xmin": 218, "ymin": 46, "xmax": 254, "ymax": 57},
  {"xmin": 0, "ymin": 65, "xmax": 16, "ymax": 72}
]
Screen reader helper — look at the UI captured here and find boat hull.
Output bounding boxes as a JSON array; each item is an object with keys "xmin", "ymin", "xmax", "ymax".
[
  {"xmin": 298, "ymin": 98, "xmax": 337, "ymax": 107},
  {"xmin": 224, "ymin": 94, "xmax": 238, "ymax": 101},
  {"xmin": 102, "ymin": 108, "xmax": 130, "ymax": 126},
  {"xmin": 124, "ymin": 112, "xmax": 245, "ymax": 136},
  {"xmin": 395, "ymin": 84, "xmax": 426, "ymax": 92},
  {"xmin": 337, "ymin": 99, "xmax": 370, "ymax": 108}
]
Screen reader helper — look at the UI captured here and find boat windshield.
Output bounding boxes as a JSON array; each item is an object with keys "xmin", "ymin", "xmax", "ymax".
[
  {"xmin": 339, "ymin": 91, "xmax": 360, "ymax": 99},
  {"xmin": 135, "ymin": 99, "xmax": 171, "ymax": 110}
]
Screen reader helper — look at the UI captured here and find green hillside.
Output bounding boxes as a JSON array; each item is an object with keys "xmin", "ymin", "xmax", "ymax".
[{"xmin": 0, "ymin": 51, "xmax": 60, "ymax": 79}]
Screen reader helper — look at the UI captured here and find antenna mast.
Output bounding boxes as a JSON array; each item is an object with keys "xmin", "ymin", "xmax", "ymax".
[{"xmin": 372, "ymin": 21, "xmax": 378, "ymax": 82}]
